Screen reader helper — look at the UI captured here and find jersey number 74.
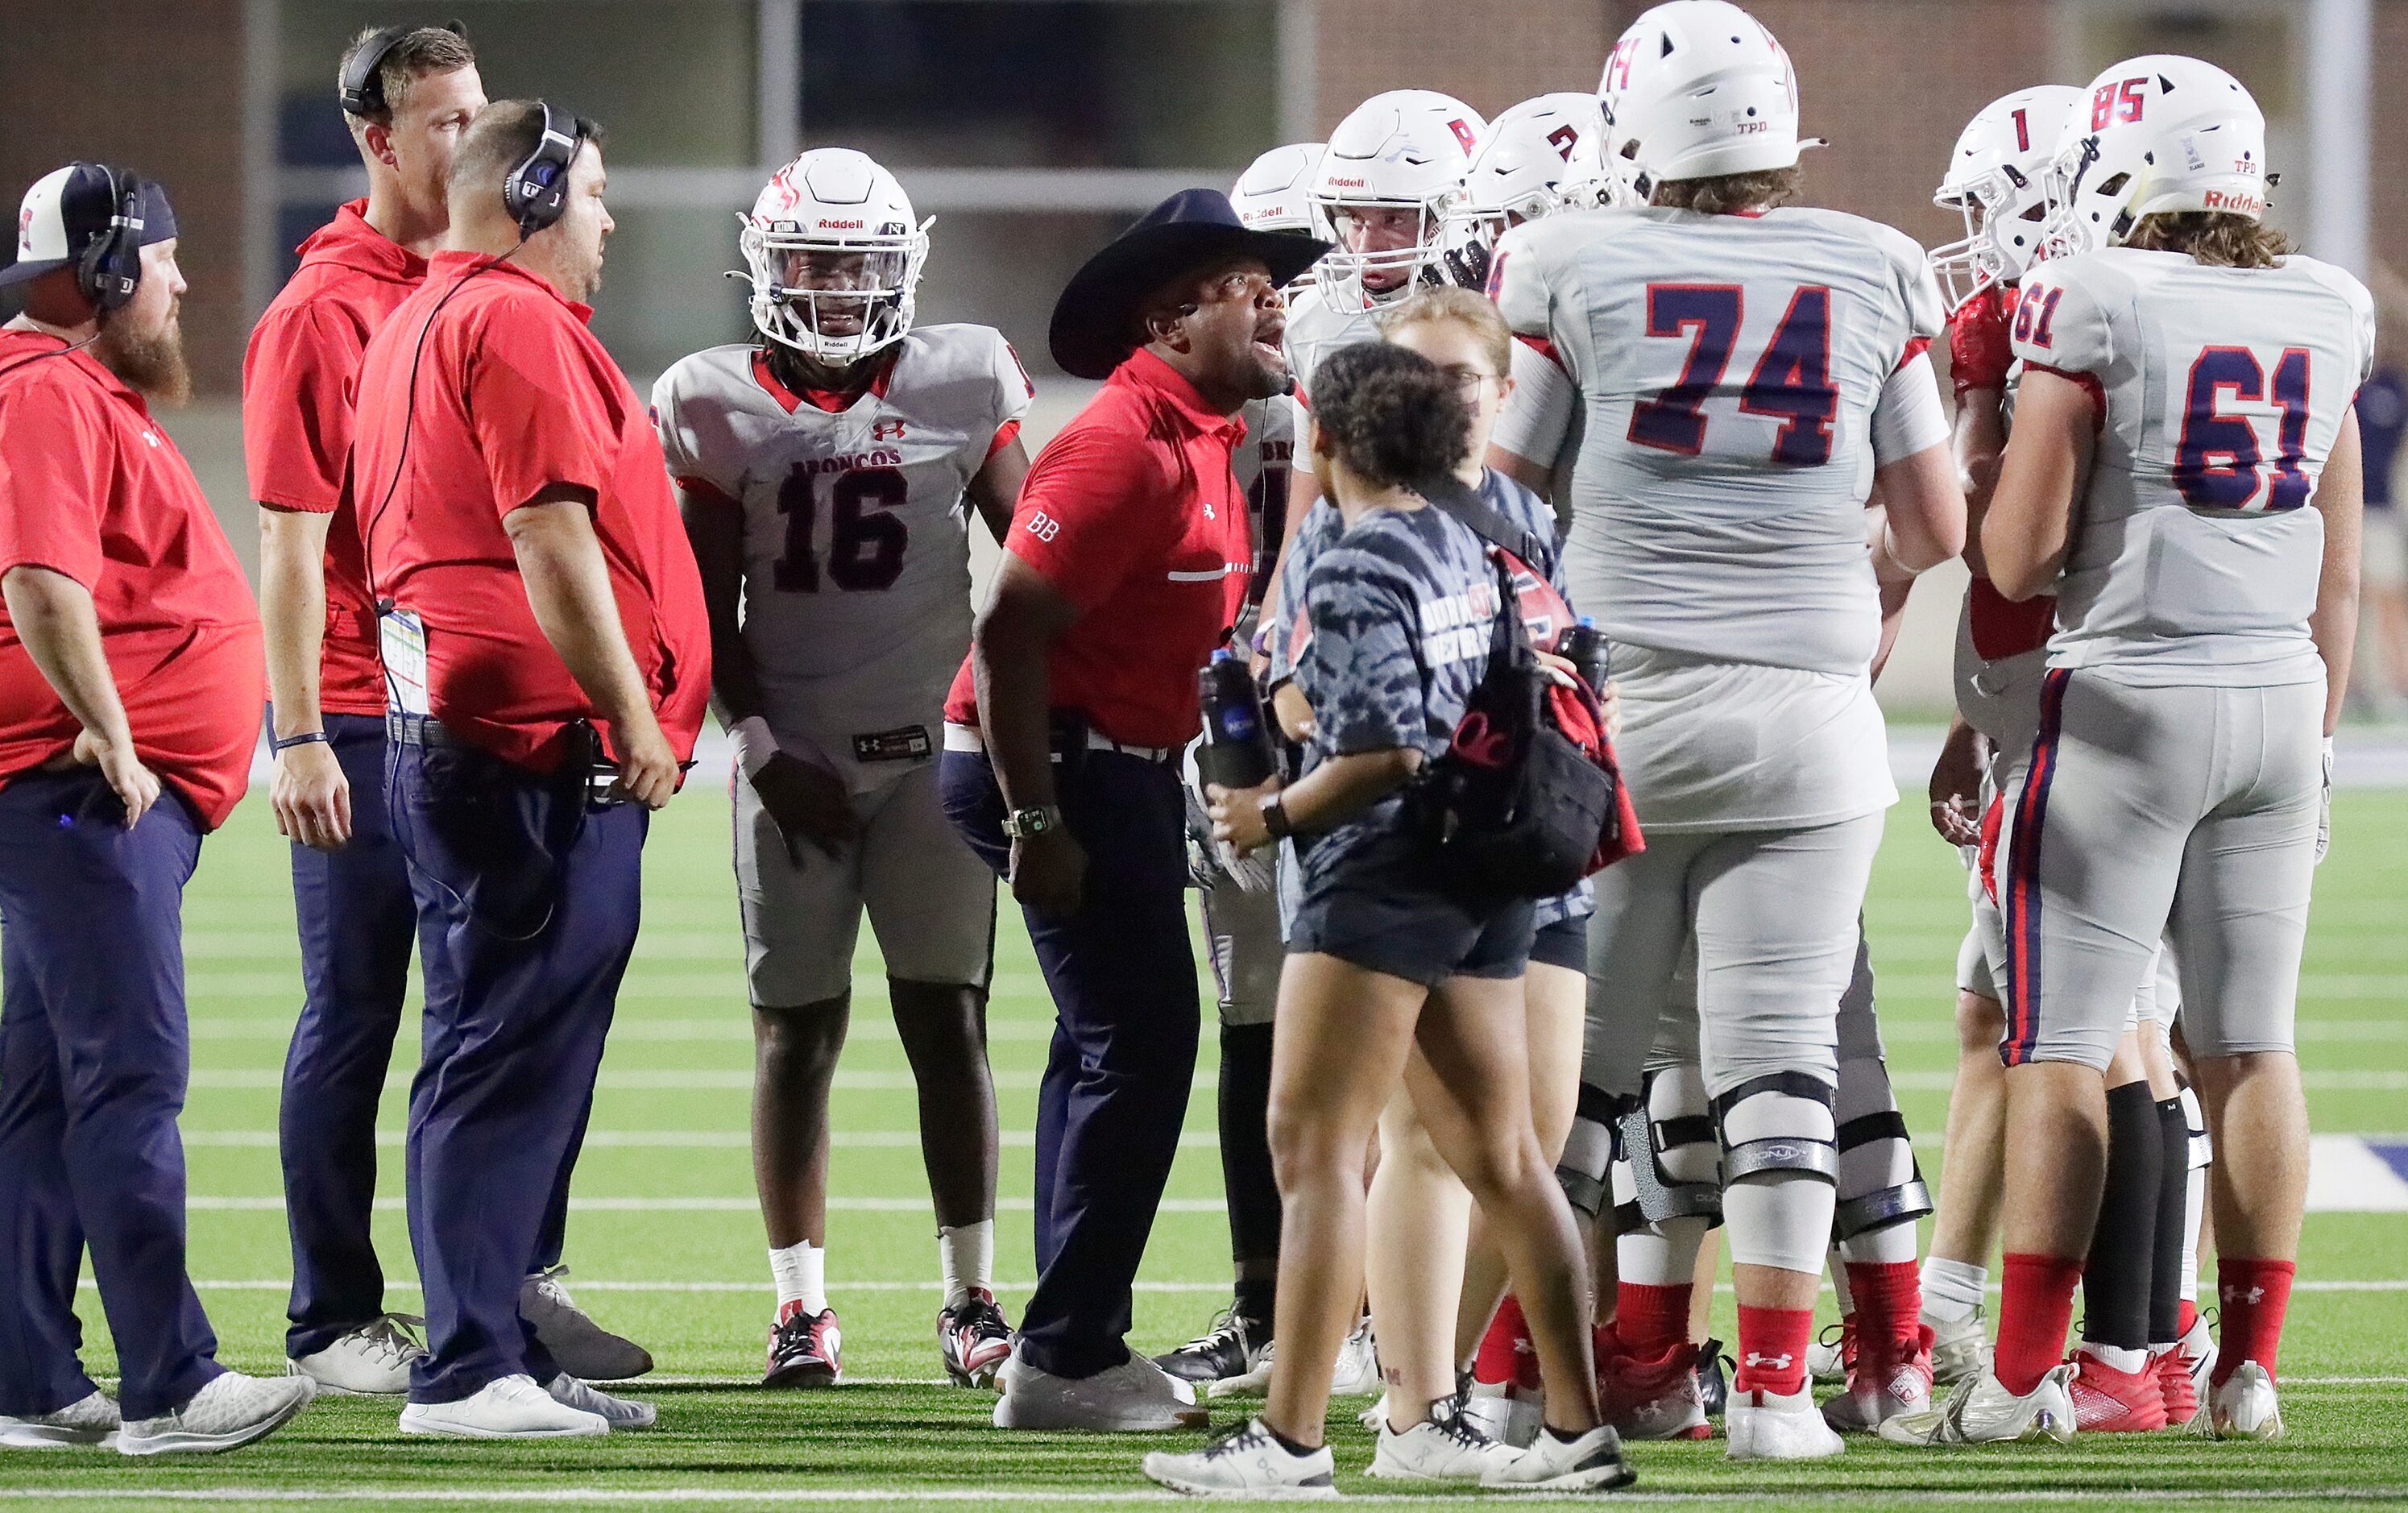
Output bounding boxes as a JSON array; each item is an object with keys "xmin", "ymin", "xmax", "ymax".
[{"xmin": 1628, "ymin": 283, "xmax": 1838, "ymax": 466}]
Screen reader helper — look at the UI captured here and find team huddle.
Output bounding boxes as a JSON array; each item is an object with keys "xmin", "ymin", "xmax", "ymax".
[{"xmin": 0, "ymin": 0, "xmax": 2361, "ymax": 1490}]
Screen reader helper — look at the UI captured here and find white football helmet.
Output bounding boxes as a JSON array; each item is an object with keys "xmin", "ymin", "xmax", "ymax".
[
  {"xmin": 2040, "ymin": 55, "xmax": 2269, "ymax": 260},
  {"xmin": 1598, "ymin": 0, "xmax": 1800, "ymax": 201},
  {"xmin": 1232, "ymin": 143, "xmax": 1327, "ymax": 301},
  {"xmin": 1310, "ymin": 89, "xmax": 1486, "ymax": 312},
  {"xmin": 740, "ymin": 147, "xmax": 930, "ymax": 362},
  {"xmin": 1447, "ymin": 93, "xmax": 1615, "ymax": 250},
  {"xmin": 1929, "ymin": 85, "xmax": 2084, "ymax": 312}
]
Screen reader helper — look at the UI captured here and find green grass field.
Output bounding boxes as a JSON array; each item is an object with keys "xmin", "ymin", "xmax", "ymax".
[{"xmin": 6, "ymin": 786, "xmax": 2408, "ymax": 1509}]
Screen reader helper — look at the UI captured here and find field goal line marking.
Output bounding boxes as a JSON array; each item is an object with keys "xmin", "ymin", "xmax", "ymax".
[{"xmin": 6, "ymin": 1489, "xmax": 2408, "ymax": 1507}]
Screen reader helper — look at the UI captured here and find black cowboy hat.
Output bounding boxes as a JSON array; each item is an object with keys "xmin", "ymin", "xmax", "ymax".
[{"xmin": 1047, "ymin": 189, "xmax": 1331, "ymax": 380}]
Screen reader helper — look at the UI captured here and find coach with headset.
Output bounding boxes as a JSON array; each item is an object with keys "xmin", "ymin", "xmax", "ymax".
[
  {"xmin": 350, "ymin": 102, "xmax": 709, "ymax": 1438},
  {"xmin": 0, "ymin": 165, "xmax": 315, "ymax": 1452}
]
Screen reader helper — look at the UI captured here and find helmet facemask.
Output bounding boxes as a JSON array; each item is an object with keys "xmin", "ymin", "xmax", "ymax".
[
  {"xmin": 1931, "ymin": 163, "xmax": 2049, "ymax": 312},
  {"xmin": 740, "ymin": 218, "xmax": 930, "ymax": 363},
  {"xmin": 1312, "ymin": 197, "xmax": 1447, "ymax": 313}
]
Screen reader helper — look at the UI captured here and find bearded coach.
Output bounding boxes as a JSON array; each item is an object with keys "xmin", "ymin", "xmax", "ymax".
[{"xmin": 938, "ymin": 190, "xmax": 1326, "ymax": 1431}]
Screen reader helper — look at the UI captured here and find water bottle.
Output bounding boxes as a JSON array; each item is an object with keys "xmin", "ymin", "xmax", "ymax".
[
  {"xmin": 1564, "ymin": 616, "xmax": 1612, "ymax": 696},
  {"xmin": 1197, "ymin": 649, "xmax": 1277, "ymax": 790}
]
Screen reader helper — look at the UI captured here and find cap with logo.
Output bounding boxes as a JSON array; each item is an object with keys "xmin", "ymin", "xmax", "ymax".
[{"xmin": 0, "ymin": 163, "xmax": 180, "ymax": 291}]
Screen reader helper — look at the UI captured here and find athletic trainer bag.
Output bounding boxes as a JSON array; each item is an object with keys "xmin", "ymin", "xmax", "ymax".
[{"xmin": 1411, "ymin": 479, "xmax": 1639, "ymax": 898}]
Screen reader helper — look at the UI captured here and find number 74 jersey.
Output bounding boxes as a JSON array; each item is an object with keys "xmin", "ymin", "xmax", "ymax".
[
  {"xmin": 652, "ymin": 325, "xmax": 1033, "ymax": 779},
  {"xmin": 1490, "ymin": 205, "xmax": 1945, "ymax": 677},
  {"xmin": 2008, "ymin": 247, "xmax": 2373, "ymax": 686}
]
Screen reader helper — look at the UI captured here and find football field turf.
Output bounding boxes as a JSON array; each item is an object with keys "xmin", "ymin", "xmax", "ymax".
[{"xmin": 9, "ymin": 786, "xmax": 2408, "ymax": 1509}]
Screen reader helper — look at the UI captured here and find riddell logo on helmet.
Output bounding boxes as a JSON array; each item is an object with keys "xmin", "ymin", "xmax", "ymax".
[
  {"xmin": 1328, "ymin": 177, "xmax": 1369, "ymax": 189},
  {"xmin": 818, "ymin": 218, "xmax": 866, "ymax": 230},
  {"xmin": 2202, "ymin": 190, "xmax": 2262, "ymax": 213}
]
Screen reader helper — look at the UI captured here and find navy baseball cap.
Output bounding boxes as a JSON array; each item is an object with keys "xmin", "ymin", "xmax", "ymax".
[{"xmin": 0, "ymin": 163, "xmax": 180, "ymax": 290}]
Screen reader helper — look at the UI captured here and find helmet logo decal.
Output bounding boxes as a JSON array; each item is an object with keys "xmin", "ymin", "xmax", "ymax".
[{"xmin": 1447, "ymin": 118, "xmax": 1476, "ymax": 153}]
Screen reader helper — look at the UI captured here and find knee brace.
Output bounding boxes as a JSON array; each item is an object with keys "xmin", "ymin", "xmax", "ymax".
[
  {"xmin": 1555, "ymin": 1084, "xmax": 1630, "ymax": 1220},
  {"xmin": 2179, "ymin": 1083, "xmax": 2213, "ymax": 1171},
  {"xmin": 1625, "ymin": 1063, "xmax": 1723, "ymax": 1228},
  {"xmin": 1832, "ymin": 1055, "xmax": 1933, "ymax": 1240},
  {"xmin": 1713, "ymin": 1071, "xmax": 1838, "ymax": 1186}
]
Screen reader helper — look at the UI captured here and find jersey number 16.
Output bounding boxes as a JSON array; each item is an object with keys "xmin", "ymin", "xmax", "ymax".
[{"xmin": 775, "ymin": 465, "xmax": 910, "ymax": 591}]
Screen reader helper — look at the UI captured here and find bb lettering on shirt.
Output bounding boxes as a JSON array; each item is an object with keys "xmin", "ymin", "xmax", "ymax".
[{"xmin": 1023, "ymin": 509, "xmax": 1061, "ymax": 543}]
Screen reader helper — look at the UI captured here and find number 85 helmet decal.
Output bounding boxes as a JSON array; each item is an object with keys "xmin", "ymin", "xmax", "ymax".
[
  {"xmin": 2040, "ymin": 56, "xmax": 2269, "ymax": 262},
  {"xmin": 740, "ymin": 148, "xmax": 931, "ymax": 362}
]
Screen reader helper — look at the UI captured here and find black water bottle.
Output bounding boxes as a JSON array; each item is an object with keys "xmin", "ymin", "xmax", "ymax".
[
  {"xmin": 1565, "ymin": 616, "xmax": 1612, "ymax": 695},
  {"xmin": 1197, "ymin": 649, "xmax": 1277, "ymax": 789}
]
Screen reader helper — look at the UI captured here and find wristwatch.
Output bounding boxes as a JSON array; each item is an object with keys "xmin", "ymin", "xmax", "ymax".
[
  {"xmin": 1001, "ymin": 805, "xmax": 1063, "ymax": 840},
  {"xmin": 1260, "ymin": 791, "xmax": 1293, "ymax": 841}
]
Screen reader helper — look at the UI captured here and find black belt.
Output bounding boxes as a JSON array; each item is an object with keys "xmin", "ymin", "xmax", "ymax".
[{"xmin": 385, "ymin": 712, "xmax": 473, "ymax": 750}]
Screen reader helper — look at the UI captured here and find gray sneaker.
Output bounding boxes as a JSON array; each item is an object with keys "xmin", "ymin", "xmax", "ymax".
[
  {"xmin": 118, "ymin": 1372, "xmax": 314, "ymax": 1456},
  {"xmin": 520, "ymin": 1265, "xmax": 653, "ymax": 1382},
  {"xmin": 0, "ymin": 1391, "xmax": 119, "ymax": 1449},
  {"xmin": 994, "ymin": 1346, "xmax": 1207, "ymax": 1432}
]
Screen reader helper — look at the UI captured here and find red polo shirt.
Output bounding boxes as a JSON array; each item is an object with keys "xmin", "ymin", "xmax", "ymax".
[
  {"xmin": 943, "ymin": 348, "xmax": 1250, "ymax": 748},
  {"xmin": 352, "ymin": 252, "xmax": 711, "ymax": 772},
  {"xmin": 242, "ymin": 200, "xmax": 426, "ymax": 716},
  {"xmin": 0, "ymin": 332, "xmax": 265, "ymax": 829}
]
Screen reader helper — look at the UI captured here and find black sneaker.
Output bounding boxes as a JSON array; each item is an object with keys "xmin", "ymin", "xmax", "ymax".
[
  {"xmin": 1154, "ymin": 1308, "xmax": 1263, "ymax": 1386},
  {"xmin": 1699, "ymin": 1337, "xmax": 1732, "ymax": 1420}
]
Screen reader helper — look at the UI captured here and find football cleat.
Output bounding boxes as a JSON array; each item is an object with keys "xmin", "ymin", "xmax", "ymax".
[
  {"xmin": 1928, "ymin": 1308, "xmax": 1992, "ymax": 1385},
  {"xmin": 1697, "ymin": 1336, "xmax": 1732, "ymax": 1420},
  {"xmin": 1212, "ymin": 1320, "xmax": 1378, "ymax": 1399},
  {"xmin": 1463, "ymin": 1304, "xmax": 1544, "ymax": 1449},
  {"xmin": 2208, "ymin": 1361, "xmax": 2284, "ymax": 1442},
  {"xmin": 939, "ymin": 1288, "xmax": 1013, "ymax": 1391},
  {"xmin": 1822, "ymin": 1324, "xmax": 1935, "ymax": 1432},
  {"xmin": 1142, "ymin": 1417, "xmax": 1336, "ymax": 1497},
  {"xmin": 1727, "ymin": 1382, "xmax": 1845, "ymax": 1461},
  {"xmin": 1808, "ymin": 1316, "xmax": 1855, "ymax": 1386},
  {"xmin": 1595, "ymin": 1324, "xmax": 1710, "ymax": 1441},
  {"xmin": 1876, "ymin": 1363, "xmax": 2078, "ymax": 1447},
  {"xmin": 2069, "ymin": 1348, "xmax": 2168, "ymax": 1432},
  {"xmin": 763, "ymin": 1303, "xmax": 842, "ymax": 1389},
  {"xmin": 2167, "ymin": 1312, "xmax": 2215, "ymax": 1431},
  {"xmin": 2152, "ymin": 1344, "xmax": 2199, "ymax": 1428},
  {"xmin": 1155, "ymin": 1307, "xmax": 1264, "ymax": 1388}
]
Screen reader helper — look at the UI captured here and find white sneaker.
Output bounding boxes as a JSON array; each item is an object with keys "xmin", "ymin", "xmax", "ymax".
[
  {"xmin": 1727, "ymin": 1383, "xmax": 1844, "ymax": 1460},
  {"xmin": 288, "ymin": 1314, "xmax": 425, "ymax": 1395},
  {"xmin": 1876, "ymin": 1364, "xmax": 2078, "ymax": 1448},
  {"xmin": 1328, "ymin": 1320, "xmax": 1380, "ymax": 1397},
  {"xmin": 0, "ymin": 1391, "xmax": 119, "ymax": 1449},
  {"xmin": 1479, "ymin": 1425, "xmax": 1635, "ymax": 1492},
  {"xmin": 1928, "ymin": 1308, "xmax": 1992, "ymax": 1386},
  {"xmin": 1368, "ymin": 1402, "xmax": 1519, "ymax": 1482},
  {"xmin": 1457, "ymin": 1380, "xmax": 1543, "ymax": 1449},
  {"xmin": 117, "ymin": 1372, "xmax": 314, "ymax": 1456},
  {"xmin": 1806, "ymin": 1321, "xmax": 1849, "ymax": 1386},
  {"xmin": 1141, "ymin": 1417, "xmax": 1336, "ymax": 1498},
  {"xmin": 397, "ymin": 1374, "xmax": 608, "ymax": 1439},
  {"xmin": 547, "ymin": 1374, "xmax": 656, "ymax": 1430},
  {"xmin": 520, "ymin": 1265, "xmax": 653, "ymax": 1382},
  {"xmin": 2210, "ymin": 1361, "xmax": 2284, "ymax": 1441},
  {"xmin": 993, "ymin": 1347, "xmax": 1207, "ymax": 1432},
  {"xmin": 2173, "ymin": 1312, "xmax": 2216, "ymax": 1431}
]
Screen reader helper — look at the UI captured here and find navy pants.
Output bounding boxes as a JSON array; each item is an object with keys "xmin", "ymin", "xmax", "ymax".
[
  {"xmin": 388, "ymin": 729, "xmax": 645, "ymax": 1404},
  {"xmin": 940, "ymin": 744, "xmax": 1199, "ymax": 1378},
  {"xmin": 276, "ymin": 714, "xmax": 578, "ymax": 1359},
  {"xmin": 0, "ymin": 769, "xmax": 222, "ymax": 1421}
]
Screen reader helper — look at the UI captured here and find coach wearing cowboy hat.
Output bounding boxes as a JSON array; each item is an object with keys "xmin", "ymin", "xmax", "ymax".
[{"xmin": 939, "ymin": 189, "xmax": 1326, "ymax": 1431}]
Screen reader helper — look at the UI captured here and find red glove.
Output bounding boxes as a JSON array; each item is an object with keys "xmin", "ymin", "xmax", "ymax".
[{"xmin": 1948, "ymin": 283, "xmax": 2018, "ymax": 400}]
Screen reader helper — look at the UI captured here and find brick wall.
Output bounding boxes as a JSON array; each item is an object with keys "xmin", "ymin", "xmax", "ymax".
[{"xmin": 0, "ymin": 0, "xmax": 251, "ymax": 394}]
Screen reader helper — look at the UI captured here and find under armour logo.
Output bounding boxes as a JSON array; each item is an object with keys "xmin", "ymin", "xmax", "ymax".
[
  {"xmin": 1744, "ymin": 1351, "xmax": 1793, "ymax": 1370},
  {"xmin": 2224, "ymin": 1284, "xmax": 2266, "ymax": 1306},
  {"xmin": 871, "ymin": 419, "xmax": 906, "ymax": 441}
]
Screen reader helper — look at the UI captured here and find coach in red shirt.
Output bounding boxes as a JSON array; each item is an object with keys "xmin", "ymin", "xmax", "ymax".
[
  {"xmin": 350, "ymin": 102, "xmax": 707, "ymax": 1437},
  {"xmin": 937, "ymin": 190, "xmax": 1325, "ymax": 1428},
  {"xmin": 0, "ymin": 164, "xmax": 313, "ymax": 1452}
]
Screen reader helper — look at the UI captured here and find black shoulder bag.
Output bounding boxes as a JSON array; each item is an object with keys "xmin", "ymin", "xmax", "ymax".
[{"xmin": 1411, "ymin": 478, "xmax": 1618, "ymax": 900}]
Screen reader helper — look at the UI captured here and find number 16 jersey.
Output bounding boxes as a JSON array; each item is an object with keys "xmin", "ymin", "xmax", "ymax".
[{"xmin": 653, "ymin": 325, "xmax": 1033, "ymax": 789}]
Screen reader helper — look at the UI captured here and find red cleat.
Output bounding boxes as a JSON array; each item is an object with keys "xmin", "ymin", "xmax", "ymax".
[
  {"xmin": 1595, "ymin": 1323, "xmax": 1710, "ymax": 1440},
  {"xmin": 764, "ymin": 1301, "xmax": 843, "ymax": 1389},
  {"xmin": 2070, "ymin": 1348, "xmax": 2169, "ymax": 1432},
  {"xmin": 1823, "ymin": 1323, "xmax": 1936, "ymax": 1432}
]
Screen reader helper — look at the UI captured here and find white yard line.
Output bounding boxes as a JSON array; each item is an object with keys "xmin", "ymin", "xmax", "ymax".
[{"xmin": 6, "ymin": 1486, "xmax": 2406, "ymax": 1506}]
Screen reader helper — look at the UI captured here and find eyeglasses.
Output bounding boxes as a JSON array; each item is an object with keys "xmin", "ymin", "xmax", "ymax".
[{"xmin": 1437, "ymin": 364, "xmax": 1500, "ymax": 399}]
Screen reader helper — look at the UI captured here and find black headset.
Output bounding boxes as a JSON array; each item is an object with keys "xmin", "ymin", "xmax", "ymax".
[
  {"xmin": 78, "ymin": 165, "xmax": 146, "ymax": 314},
  {"xmin": 502, "ymin": 102, "xmax": 587, "ymax": 240},
  {"xmin": 339, "ymin": 19, "xmax": 468, "ymax": 119}
]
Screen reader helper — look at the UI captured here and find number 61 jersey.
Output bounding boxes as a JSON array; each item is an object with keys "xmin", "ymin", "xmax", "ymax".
[
  {"xmin": 2007, "ymin": 246, "xmax": 2373, "ymax": 686},
  {"xmin": 653, "ymin": 325, "xmax": 1033, "ymax": 788}
]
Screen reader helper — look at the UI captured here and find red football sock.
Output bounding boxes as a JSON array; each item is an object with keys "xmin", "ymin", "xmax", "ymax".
[
  {"xmin": 1846, "ymin": 1260, "xmax": 1924, "ymax": 1354},
  {"xmin": 1732, "ymin": 1305, "xmax": 1813, "ymax": 1397},
  {"xmin": 2178, "ymin": 1298, "xmax": 2199, "ymax": 1337},
  {"xmin": 2214, "ymin": 1258, "xmax": 2296, "ymax": 1387},
  {"xmin": 1615, "ymin": 1282, "xmax": 1690, "ymax": 1358},
  {"xmin": 1996, "ymin": 1252, "xmax": 2083, "ymax": 1395},
  {"xmin": 1473, "ymin": 1294, "xmax": 1530, "ymax": 1386}
]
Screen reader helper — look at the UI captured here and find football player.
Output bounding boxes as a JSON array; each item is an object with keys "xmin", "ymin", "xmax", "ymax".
[
  {"xmin": 1440, "ymin": 92, "xmax": 1612, "ymax": 295},
  {"xmin": 1490, "ymin": 0, "xmax": 1967, "ymax": 1459},
  {"xmin": 654, "ymin": 148, "xmax": 1032, "ymax": 1392},
  {"xmin": 1155, "ymin": 142, "xmax": 1331, "ymax": 1396},
  {"xmin": 1884, "ymin": 56, "xmax": 2364, "ymax": 1448}
]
